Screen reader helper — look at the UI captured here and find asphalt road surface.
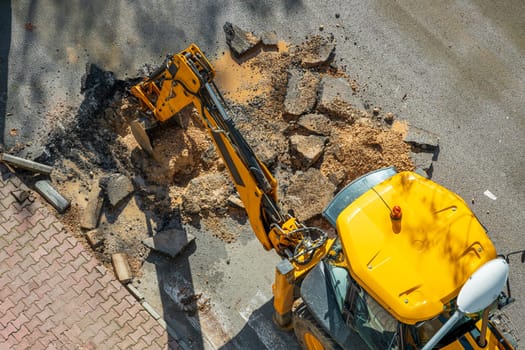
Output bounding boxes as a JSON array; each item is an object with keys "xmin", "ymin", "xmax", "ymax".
[{"xmin": 1, "ymin": 1, "xmax": 523, "ymax": 349}]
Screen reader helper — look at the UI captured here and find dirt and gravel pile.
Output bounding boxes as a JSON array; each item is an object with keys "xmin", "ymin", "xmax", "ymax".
[{"xmin": 20, "ymin": 32, "xmax": 418, "ymax": 276}]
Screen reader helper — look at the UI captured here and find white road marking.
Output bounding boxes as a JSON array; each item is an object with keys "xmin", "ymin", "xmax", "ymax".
[
  {"xmin": 484, "ymin": 189, "xmax": 497, "ymax": 200},
  {"xmin": 239, "ymin": 290, "xmax": 291, "ymax": 350}
]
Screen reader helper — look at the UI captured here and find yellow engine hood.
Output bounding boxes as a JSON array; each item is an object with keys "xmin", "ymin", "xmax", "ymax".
[{"xmin": 337, "ymin": 172, "xmax": 496, "ymax": 324}]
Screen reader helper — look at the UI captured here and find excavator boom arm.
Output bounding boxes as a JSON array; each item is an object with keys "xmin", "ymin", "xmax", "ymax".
[{"xmin": 195, "ymin": 82, "xmax": 284, "ymax": 250}]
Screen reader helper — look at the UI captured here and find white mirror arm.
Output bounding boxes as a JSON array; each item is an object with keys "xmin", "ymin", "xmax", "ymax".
[{"xmin": 421, "ymin": 311, "xmax": 464, "ymax": 350}]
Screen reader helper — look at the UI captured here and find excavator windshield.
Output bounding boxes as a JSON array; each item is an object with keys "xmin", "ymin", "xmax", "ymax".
[
  {"xmin": 345, "ymin": 280, "xmax": 400, "ymax": 349},
  {"xmin": 402, "ymin": 303, "xmax": 477, "ymax": 348},
  {"xmin": 325, "ymin": 257, "xmax": 514, "ymax": 350},
  {"xmin": 324, "ymin": 256, "xmax": 400, "ymax": 349}
]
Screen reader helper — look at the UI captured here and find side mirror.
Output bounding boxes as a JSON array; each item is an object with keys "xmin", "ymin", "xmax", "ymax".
[
  {"xmin": 457, "ymin": 258, "xmax": 509, "ymax": 313},
  {"xmin": 422, "ymin": 258, "xmax": 509, "ymax": 350}
]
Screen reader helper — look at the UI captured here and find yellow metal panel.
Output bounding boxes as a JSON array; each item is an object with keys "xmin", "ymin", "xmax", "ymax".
[
  {"xmin": 337, "ymin": 172, "xmax": 496, "ymax": 324},
  {"xmin": 192, "ymin": 100, "xmax": 274, "ymax": 250},
  {"xmin": 457, "ymin": 320, "xmax": 515, "ymax": 349}
]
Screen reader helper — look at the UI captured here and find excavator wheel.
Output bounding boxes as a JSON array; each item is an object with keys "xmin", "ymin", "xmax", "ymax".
[{"xmin": 293, "ymin": 303, "xmax": 341, "ymax": 350}]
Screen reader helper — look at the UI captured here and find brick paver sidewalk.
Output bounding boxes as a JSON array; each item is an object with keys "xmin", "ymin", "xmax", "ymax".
[{"xmin": 0, "ymin": 166, "xmax": 179, "ymax": 349}]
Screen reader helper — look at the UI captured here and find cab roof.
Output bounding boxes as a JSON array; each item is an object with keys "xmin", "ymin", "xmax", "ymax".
[{"xmin": 337, "ymin": 172, "xmax": 496, "ymax": 324}]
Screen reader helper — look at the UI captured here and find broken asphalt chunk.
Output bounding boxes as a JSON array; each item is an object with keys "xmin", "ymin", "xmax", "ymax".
[
  {"xmin": 282, "ymin": 168, "xmax": 336, "ymax": 222},
  {"xmin": 317, "ymin": 76, "xmax": 362, "ymax": 120},
  {"xmin": 100, "ymin": 173, "xmax": 134, "ymax": 207},
  {"xmin": 297, "ymin": 113, "xmax": 332, "ymax": 136},
  {"xmin": 284, "ymin": 69, "xmax": 319, "ymax": 117},
  {"xmin": 259, "ymin": 30, "xmax": 279, "ymax": 47},
  {"xmin": 34, "ymin": 179, "xmax": 70, "ymax": 213},
  {"xmin": 410, "ymin": 152, "xmax": 434, "ymax": 178},
  {"xmin": 301, "ymin": 37, "xmax": 336, "ymax": 68},
  {"xmin": 142, "ymin": 228, "xmax": 195, "ymax": 258},
  {"xmin": 223, "ymin": 22, "xmax": 261, "ymax": 57},
  {"xmin": 290, "ymin": 134, "xmax": 327, "ymax": 169},
  {"xmin": 403, "ymin": 126, "xmax": 440, "ymax": 152}
]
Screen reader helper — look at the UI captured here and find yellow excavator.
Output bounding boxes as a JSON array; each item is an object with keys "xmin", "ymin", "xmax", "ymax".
[{"xmin": 130, "ymin": 44, "xmax": 521, "ymax": 349}]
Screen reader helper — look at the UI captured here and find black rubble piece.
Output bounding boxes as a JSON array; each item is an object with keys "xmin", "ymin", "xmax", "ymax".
[
  {"xmin": 11, "ymin": 189, "xmax": 31, "ymax": 204},
  {"xmin": 78, "ymin": 63, "xmax": 117, "ymax": 129}
]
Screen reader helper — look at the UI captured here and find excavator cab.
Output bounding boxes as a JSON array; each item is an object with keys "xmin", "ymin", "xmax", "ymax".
[
  {"xmin": 298, "ymin": 240, "xmax": 400, "ymax": 349},
  {"xmin": 294, "ymin": 168, "xmax": 517, "ymax": 349},
  {"xmin": 299, "ymin": 240, "xmax": 517, "ymax": 350}
]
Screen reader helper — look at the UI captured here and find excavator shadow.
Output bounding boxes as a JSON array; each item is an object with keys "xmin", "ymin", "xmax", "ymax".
[
  {"xmin": 219, "ymin": 298, "xmax": 301, "ymax": 350},
  {"xmin": 141, "ymin": 237, "xmax": 210, "ymax": 349},
  {"xmin": 128, "ymin": 182, "xmax": 209, "ymax": 349},
  {"xmin": 138, "ymin": 208, "xmax": 301, "ymax": 349}
]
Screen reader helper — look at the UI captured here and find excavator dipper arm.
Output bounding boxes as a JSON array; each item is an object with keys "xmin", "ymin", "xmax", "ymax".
[{"xmin": 131, "ymin": 44, "xmax": 292, "ymax": 252}]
